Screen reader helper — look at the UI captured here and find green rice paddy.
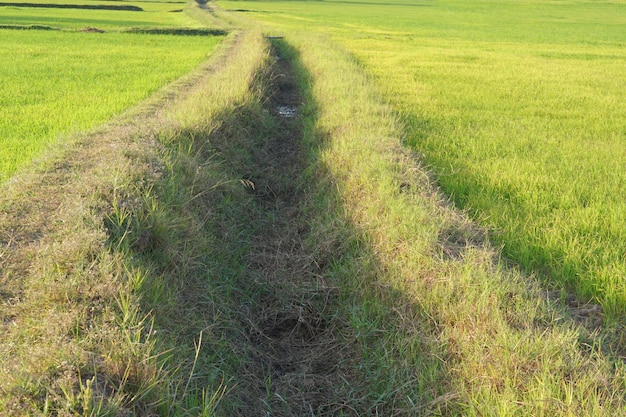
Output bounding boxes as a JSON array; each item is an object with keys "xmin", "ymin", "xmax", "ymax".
[
  {"xmin": 4, "ymin": 0, "xmax": 626, "ymax": 413},
  {"xmin": 0, "ymin": 0, "xmax": 223, "ymax": 182},
  {"xmin": 0, "ymin": 0, "xmax": 200, "ymax": 30}
]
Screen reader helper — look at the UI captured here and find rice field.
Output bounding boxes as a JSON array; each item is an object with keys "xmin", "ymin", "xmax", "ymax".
[
  {"xmin": 0, "ymin": 0, "xmax": 201, "ymax": 30},
  {"xmin": 0, "ymin": 0, "xmax": 223, "ymax": 182},
  {"xmin": 219, "ymin": 0, "xmax": 626, "ymax": 316},
  {"xmin": 4, "ymin": 0, "xmax": 626, "ymax": 414}
]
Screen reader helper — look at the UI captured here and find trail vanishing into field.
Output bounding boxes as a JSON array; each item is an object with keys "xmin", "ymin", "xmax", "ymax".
[
  {"xmin": 236, "ymin": 43, "xmax": 341, "ymax": 412},
  {"xmin": 3, "ymin": 2, "xmax": 626, "ymax": 415},
  {"xmin": 215, "ymin": 40, "xmax": 364, "ymax": 415},
  {"xmin": 0, "ymin": 27, "xmax": 365, "ymax": 415}
]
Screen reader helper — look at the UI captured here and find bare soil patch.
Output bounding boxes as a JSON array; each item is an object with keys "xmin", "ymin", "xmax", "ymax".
[{"xmin": 80, "ymin": 26, "xmax": 105, "ymax": 33}]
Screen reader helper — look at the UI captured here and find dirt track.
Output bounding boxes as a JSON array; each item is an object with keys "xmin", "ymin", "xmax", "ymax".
[{"xmin": 220, "ymin": 40, "xmax": 361, "ymax": 416}]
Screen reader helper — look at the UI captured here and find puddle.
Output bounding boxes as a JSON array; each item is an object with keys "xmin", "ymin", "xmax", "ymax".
[{"xmin": 277, "ymin": 106, "xmax": 297, "ymax": 118}]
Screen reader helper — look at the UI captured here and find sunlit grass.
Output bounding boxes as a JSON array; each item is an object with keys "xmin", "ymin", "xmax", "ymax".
[
  {"xmin": 354, "ymin": 36, "xmax": 626, "ymax": 315},
  {"xmin": 278, "ymin": 30, "xmax": 626, "ymax": 415},
  {"xmin": 219, "ymin": 0, "xmax": 626, "ymax": 315},
  {"xmin": 0, "ymin": 30, "xmax": 267, "ymax": 415},
  {"xmin": 0, "ymin": 30, "xmax": 221, "ymax": 182},
  {"xmin": 3, "ymin": 0, "xmax": 626, "ymax": 412},
  {"xmin": 0, "ymin": 0, "xmax": 200, "ymax": 30}
]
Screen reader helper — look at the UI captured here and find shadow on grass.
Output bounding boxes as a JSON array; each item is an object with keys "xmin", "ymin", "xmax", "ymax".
[
  {"xmin": 403, "ymin": 108, "xmax": 610, "ymax": 324},
  {"xmin": 102, "ymin": 37, "xmax": 456, "ymax": 415},
  {"xmin": 279, "ymin": 39, "xmax": 457, "ymax": 415}
]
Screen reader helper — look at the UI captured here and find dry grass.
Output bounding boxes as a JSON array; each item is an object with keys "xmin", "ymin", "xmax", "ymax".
[{"xmin": 0, "ymin": 30, "xmax": 261, "ymax": 415}]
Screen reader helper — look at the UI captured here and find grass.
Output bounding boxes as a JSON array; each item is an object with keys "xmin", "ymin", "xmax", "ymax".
[
  {"xmin": 0, "ymin": 0, "xmax": 201, "ymax": 30},
  {"xmin": 3, "ymin": 0, "xmax": 626, "ymax": 415},
  {"xmin": 216, "ymin": 0, "xmax": 626, "ymax": 414},
  {"xmin": 0, "ymin": 29, "xmax": 269, "ymax": 415},
  {"xmin": 218, "ymin": 0, "xmax": 626, "ymax": 317},
  {"xmin": 0, "ymin": 0, "xmax": 227, "ymax": 183},
  {"xmin": 0, "ymin": 1, "xmax": 240, "ymax": 414},
  {"xmin": 262, "ymin": 29, "xmax": 626, "ymax": 416},
  {"xmin": 0, "ymin": 30, "xmax": 220, "ymax": 183}
]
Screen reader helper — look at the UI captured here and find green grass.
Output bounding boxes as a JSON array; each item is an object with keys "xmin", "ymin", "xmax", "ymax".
[
  {"xmin": 0, "ymin": 0, "xmax": 200, "ymax": 30},
  {"xmin": 207, "ymin": 1, "xmax": 626, "ymax": 413},
  {"xmin": 3, "ymin": 1, "xmax": 626, "ymax": 414},
  {"xmin": 0, "ymin": 0, "xmax": 227, "ymax": 182},
  {"xmin": 356, "ymin": 35, "xmax": 626, "ymax": 316},
  {"xmin": 219, "ymin": 0, "xmax": 626, "ymax": 316},
  {"xmin": 271, "ymin": 29, "xmax": 626, "ymax": 415},
  {"xmin": 0, "ymin": 29, "xmax": 221, "ymax": 182},
  {"xmin": 0, "ymin": 29, "xmax": 269, "ymax": 416}
]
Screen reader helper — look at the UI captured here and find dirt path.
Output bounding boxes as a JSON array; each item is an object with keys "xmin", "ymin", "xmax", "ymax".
[
  {"xmin": 0, "ymin": 32, "xmax": 360, "ymax": 415},
  {"xmin": 225, "ymin": 41, "xmax": 359, "ymax": 416}
]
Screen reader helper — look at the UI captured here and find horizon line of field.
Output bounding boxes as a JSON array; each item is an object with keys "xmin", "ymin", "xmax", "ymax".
[{"xmin": 0, "ymin": 1, "xmax": 145, "ymax": 10}]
